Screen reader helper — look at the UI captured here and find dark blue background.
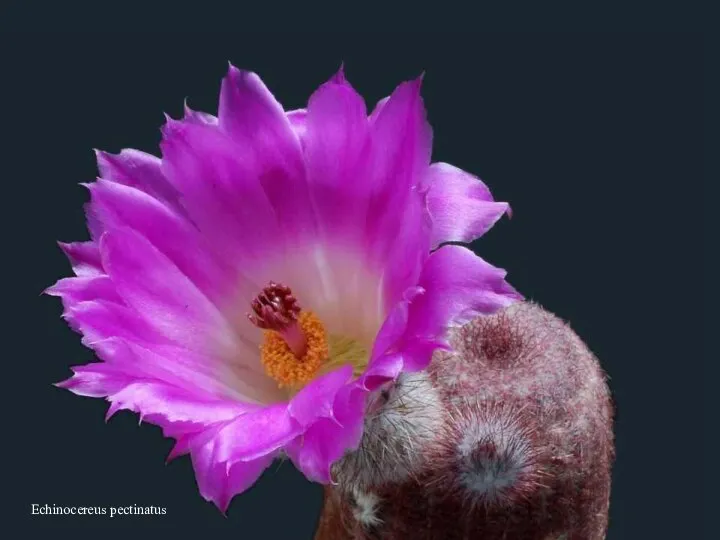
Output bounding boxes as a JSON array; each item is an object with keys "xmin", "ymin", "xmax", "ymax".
[{"xmin": 3, "ymin": 32, "xmax": 705, "ymax": 538}]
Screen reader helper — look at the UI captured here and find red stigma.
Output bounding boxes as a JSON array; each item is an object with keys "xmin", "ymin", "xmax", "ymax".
[
  {"xmin": 248, "ymin": 282, "xmax": 307, "ymax": 358},
  {"xmin": 248, "ymin": 282, "xmax": 301, "ymax": 331}
]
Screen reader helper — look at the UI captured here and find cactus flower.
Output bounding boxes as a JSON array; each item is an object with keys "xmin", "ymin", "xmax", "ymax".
[{"xmin": 48, "ymin": 66, "xmax": 520, "ymax": 512}]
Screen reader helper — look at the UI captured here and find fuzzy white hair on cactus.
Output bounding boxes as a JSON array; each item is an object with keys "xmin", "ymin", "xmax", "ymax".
[
  {"xmin": 350, "ymin": 487, "xmax": 382, "ymax": 528},
  {"xmin": 455, "ymin": 403, "xmax": 537, "ymax": 506},
  {"xmin": 334, "ymin": 370, "xmax": 444, "ymax": 491}
]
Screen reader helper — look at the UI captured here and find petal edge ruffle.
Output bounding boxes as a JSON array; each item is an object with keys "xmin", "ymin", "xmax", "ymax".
[{"xmin": 426, "ymin": 162, "xmax": 511, "ymax": 248}]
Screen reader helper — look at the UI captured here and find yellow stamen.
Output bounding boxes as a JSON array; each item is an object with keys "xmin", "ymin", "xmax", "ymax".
[
  {"xmin": 259, "ymin": 311, "xmax": 371, "ymax": 397},
  {"xmin": 260, "ymin": 311, "xmax": 328, "ymax": 391}
]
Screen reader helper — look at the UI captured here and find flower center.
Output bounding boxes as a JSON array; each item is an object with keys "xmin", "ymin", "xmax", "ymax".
[{"xmin": 248, "ymin": 282, "xmax": 370, "ymax": 396}]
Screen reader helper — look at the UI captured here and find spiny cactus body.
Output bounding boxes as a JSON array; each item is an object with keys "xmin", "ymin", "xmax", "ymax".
[{"xmin": 316, "ymin": 302, "xmax": 614, "ymax": 540}]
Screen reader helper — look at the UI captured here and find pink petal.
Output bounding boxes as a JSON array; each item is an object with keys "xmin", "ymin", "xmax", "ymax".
[
  {"xmin": 286, "ymin": 109, "xmax": 307, "ymax": 143},
  {"xmin": 183, "ymin": 102, "xmax": 218, "ymax": 126},
  {"xmin": 91, "ymin": 338, "xmax": 280, "ymax": 404},
  {"xmin": 222, "ymin": 455, "xmax": 276, "ymax": 512},
  {"xmin": 212, "ymin": 404, "xmax": 302, "ymax": 463},
  {"xmin": 426, "ymin": 162, "xmax": 511, "ymax": 248},
  {"xmin": 56, "ymin": 363, "xmax": 132, "ymax": 398},
  {"xmin": 365, "ymin": 77, "xmax": 434, "ymax": 306},
  {"xmin": 99, "ymin": 228, "xmax": 240, "ymax": 356},
  {"xmin": 300, "ymin": 73, "xmax": 435, "ymax": 312},
  {"xmin": 95, "ymin": 148, "xmax": 182, "ymax": 212},
  {"xmin": 286, "ymin": 415, "xmax": 361, "ymax": 484},
  {"xmin": 192, "ymin": 440, "xmax": 275, "ymax": 513},
  {"xmin": 83, "ymin": 200, "xmax": 104, "ymax": 239},
  {"xmin": 370, "ymin": 286, "xmax": 424, "ymax": 359},
  {"xmin": 284, "ymin": 419, "xmax": 336, "ymax": 483},
  {"xmin": 46, "ymin": 275, "xmax": 122, "ymax": 306},
  {"xmin": 58, "ymin": 241, "xmax": 103, "ymax": 276},
  {"xmin": 360, "ymin": 286, "xmax": 424, "ymax": 390},
  {"xmin": 390, "ymin": 339, "xmax": 448, "ymax": 375},
  {"xmin": 365, "ymin": 76, "xmax": 432, "ymax": 252},
  {"xmin": 331, "ymin": 382, "xmax": 368, "ymax": 433},
  {"xmin": 288, "ymin": 365, "xmax": 354, "ymax": 426},
  {"xmin": 218, "ymin": 66, "xmax": 317, "ymax": 241},
  {"xmin": 361, "ymin": 353, "xmax": 405, "ymax": 392},
  {"xmin": 58, "ymin": 362, "xmax": 254, "ymax": 432},
  {"xmin": 86, "ymin": 179, "xmax": 240, "ymax": 311},
  {"xmin": 287, "ymin": 369, "xmax": 368, "ymax": 483},
  {"xmin": 380, "ymin": 188, "xmax": 433, "ymax": 308},
  {"xmin": 402, "ymin": 245, "xmax": 521, "ymax": 370},
  {"xmin": 62, "ymin": 300, "xmax": 168, "ymax": 348},
  {"xmin": 159, "ymin": 115, "xmax": 283, "ymax": 272},
  {"xmin": 58, "ymin": 360, "xmax": 283, "ymax": 509},
  {"xmin": 105, "ymin": 380, "xmax": 253, "ymax": 429},
  {"xmin": 303, "ymin": 69, "xmax": 371, "ymax": 244},
  {"xmin": 368, "ymin": 95, "xmax": 390, "ymax": 122}
]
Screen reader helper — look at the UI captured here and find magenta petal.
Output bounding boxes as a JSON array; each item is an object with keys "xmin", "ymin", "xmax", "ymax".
[
  {"xmin": 183, "ymin": 102, "xmax": 218, "ymax": 126},
  {"xmin": 287, "ymin": 369, "xmax": 368, "ymax": 483},
  {"xmin": 381, "ymin": 244, "xmax": 522, "ymax": 375},
  {"xmin": 380, "ymin": 189, "xmax": 433, "ymax": 308},
  {"xmin": 361, "ymin": 286, "xmax": 425, "ymax": 388},
  {"xmin": 370, "ymin": 286, "xmax": 424, "ymax": 359},
  {"xmin": 286, "ymin": 109, "xmax": 307, "ymax": 143},
  {"xmin": 62, "ymin": 300, "xmax": 167, "ymax": 348},
  {"xmin": 58, "ymin": 362, "xmax": 253, "ymax": 432},
  {"xmin": 212, "ymin": 404, "xmax": 302, "ymax": 463},
  {"xmin": 83, "ymin": 199, "xmax": 104, "ymax": 239},
  {"xmin": 56, "ymin": 363, "xmax": 131, "ymax": 398},
  {"xmin": 364, "ymin": 77, "xmax": 434, "ymax": 304},
  {"xmin": 193, "ymin": 441, "xmax": 274, "ymax": 513},
  {"xmin": 286, "ymin": 413, "xmax": 362, "ymax": 484},
  {"xmin": 288, "ymin": 368, "xmax": 368, "ymax": 484},
  {"xmin": 86, "ymin": 179, "xmax": 236, "ymax": 309},
  {"xmin": 160, "ymin": 115, "xmax": 284, "ymax": 268},
  {"xmin": 366, "ymin": 77, "xmax": 431, "ymax": 208},
  {"xmin": 95, "ymin": 148, "xmax": 181, "ymax": 211},
  {"xmin": 284, "ymin": 419, "xmax": 337, "ymax": 483},
  {"xmin": 58, "ymin": 241, "xmax": 103, "ymax": 276},
  {"xmin": 90, "ymin": 338, "xmax": 214, "ymax": 394},
  {"xmin": 392, "ymin": 338, "xmax": 448, "ymax": 374},
  {"xmin": 65, "ymin": 366, "xmax": 280, "ymax": 514},
  {"xmin": 331, "ymin": 384, "xmax": 367, "ymax": 441},
  {"xmin": 361, "ymin": 353, "xmax": 405, "ymax": 391},
  {"xmin": 405, "ymin": 245, "xmax": 522, "ymax": 345},
  {"xmin": 427, "ymin": 162, "xmax": 511, "ymax": 248},
  {"xmin": 46, "ymin": 275, "xmax": 122, "ymax": 306},
  {"xmin": 89, "ymin": 338, "xmax": 278, "ymax": 404},
  {"xmin": 105, "ymin": 381, "xmax": 253, "ymax": 430},
  {"xmin": 60, "ymin": 362, "xmax": 273, "ymax": 506},
  {"xmin": 99, "ymin": 228, "xmax": 239, "ymax": 355},
  {"xmin": 288, "ymin": 365, "xmax": 354, "ymax": 426},
  {"xmin": 218, "ymin": 67, "xmax": 301, "ymax": 165},
  {"xmin": 368, "ymin": 95, "xmax": 390, "ymax": 122},
  {"xmin": 218, "ymin": 66, "xmax": 316, "ymax": 240},
  {"xmin": 222, "ymin": 455, "xmax": 275, "ymax": 511},
  {"xmin": 303, "ymin": 71, "xmax": 370, "ymax": 243}
]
